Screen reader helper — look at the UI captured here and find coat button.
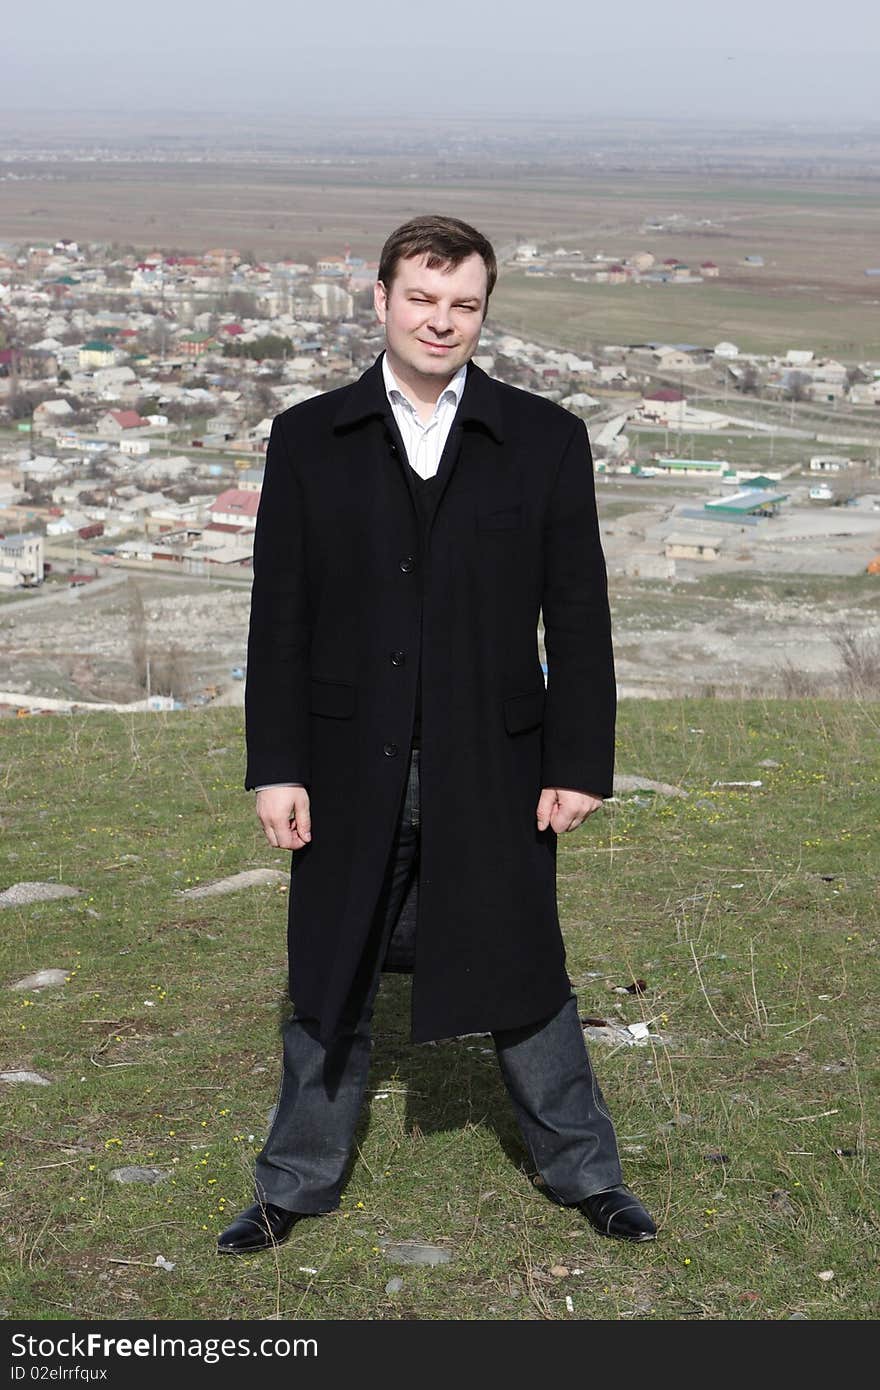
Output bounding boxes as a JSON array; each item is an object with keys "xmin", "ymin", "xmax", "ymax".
[
  {"xmin": 399, "ymin": 556, "xmax": 415, "ymax": 573},
  {"xmin": 383, "ymin": 742, "xmax": 399, "ymax": 757},
  {"xmin": 390, "ymin": 650, "xmax": 406, "ymax": 666}
]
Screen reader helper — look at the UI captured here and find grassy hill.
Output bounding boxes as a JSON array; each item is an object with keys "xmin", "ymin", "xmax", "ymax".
[{"xmin": 1, "ymin": 700, "xmax": 877, "ymax": 1321}]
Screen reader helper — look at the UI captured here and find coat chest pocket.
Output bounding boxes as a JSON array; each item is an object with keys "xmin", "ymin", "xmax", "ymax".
[
  {"xmin": 476, "ymin": 502, "xmax": 523, "ymax": 531},
  {"xmin": 310, "ymin": 677, "xmax": 356, "ymax": 718},
  {"xmin": 503, "ymin": 687, "xmax": 545, "ymax": 734}
]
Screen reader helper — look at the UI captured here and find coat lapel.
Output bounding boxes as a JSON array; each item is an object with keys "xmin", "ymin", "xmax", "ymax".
[{"xmin": 332, "ymin": 352, "xmax": 506, "ymax": 539}]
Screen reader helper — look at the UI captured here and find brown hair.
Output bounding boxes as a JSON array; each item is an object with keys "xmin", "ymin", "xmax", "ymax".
[{"xmin": 378, "ymin": 215, "xmax": 497, "ymax": 308}]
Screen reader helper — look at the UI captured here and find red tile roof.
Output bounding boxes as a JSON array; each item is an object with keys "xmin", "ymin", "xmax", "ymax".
[
  {"xmin": 109, "ymin": 410, "xmax": 147, "ymax": 428},
  {"xmin": 645, "ymin": 388, "xmax": 685, "ymax": 402},
  {"xmin": 208, "ymin": 489, "xmax": 261, "ymax": 518}
]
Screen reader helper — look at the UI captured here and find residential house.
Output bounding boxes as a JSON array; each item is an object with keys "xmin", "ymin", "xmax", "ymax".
[
  {"xmin": 96, "ymin": 410, "xmax": 149, "ymax": 438},
  {"xmin": 311, "ymin": 283, "xmax": 354, "ymax": 319},
  {"xmin": 640, "ymin": 388, "xmax": 686, "ymax": 423},
  {"xmin": 46, "ymin": 509, "xmax": 91, "ymax": 536},
  {"xmin": 652, "ymin": 348, "xmax": 699, "ymax": 372},
  {"xmin": 664, "ymin": 532, "xmax": 725, "ymax": 561},
  {"xmin": 33, "ymin": 399, "xmax": 75, "ymax": 433},
  {"xmin": 19, "ymin": 456, "xmax": 71, "ymax": 487},
  {"xmin": 655, "ymin": 458, "xmax": 731, "ymax": 478},
  {"xmin": 237, "ymin": 468, "xmax": 264, "ymax": 493},
  {"xmin": 809, "ymin": 455, "xmax": 851, "ymax": 472},
  {"xmin": 204, "ymin": 249, "xmax": 241, "ymax": 272},
  {"xmin": 208, "ymin": 488, "xmax": 261, "ymax": 529},
  {"xmin": 849, "ymin": 380, "xmax": 880, "ymax": 406},
  {"xmin": 93, "ymin": 365, "xmax": 138, "ymax": 396},
  {"xmin": 79, "ymin": 341, "xmax": 121, "ymax": 369},
  {"xmin": 179, "ymin": 333, "xmax": 219, "ymax": 358},
  {"xmin": 0, "ymin": 533, "xmax": 44, "ymax": 587}
]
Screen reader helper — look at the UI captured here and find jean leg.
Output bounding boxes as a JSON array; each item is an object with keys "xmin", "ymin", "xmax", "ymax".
[
  {"xmin": 253, "ymin": 749, "xmax": 421, "ymax": 1213},
  {"xmin": 493, "ymin": 994, "xmax": 623, "ymax": 1204}
]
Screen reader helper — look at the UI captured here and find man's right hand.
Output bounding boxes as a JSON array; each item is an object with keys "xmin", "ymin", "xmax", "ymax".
[{"xmin": 256, "ymin": 786, "xmax": 312, "ymax": 851}]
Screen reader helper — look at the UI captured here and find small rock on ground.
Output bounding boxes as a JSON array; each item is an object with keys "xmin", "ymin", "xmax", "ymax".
[
  {"xmin": 385, "ymin": 1277, "xmax": 404, "ymax": 1294},
  {"xmin": 109, "ymin": 1166, "xmax": 170, "ymax": 1185},
  {"xmin": 0, "ymin": 882, "xmax": 81, "ymax": 908},
  {"xmin": 10, "ymin": 968, "xmax": 69, "ymax": 992},
  {"xmin": 0, "ymin": 1070, "xmax": 51, "ymax": 1086},
  {"xmin": 612, "ymin": 775, "xmax": 688, "ymax": 800},
  {"xmin": 178, "ymin": 869, "xmax": 288, "ymax": 899},
  {"xmin": 381, "ymin": 1241, "xmax": 453, "ymax": 1267},
  {"xmin": 583, "ymin": 1021, "xmax": 670, "ymax": 1049}
]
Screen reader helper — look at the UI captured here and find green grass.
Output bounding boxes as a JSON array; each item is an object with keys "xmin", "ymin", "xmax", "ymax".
[
  {"xmin": 492, "ymin": 275, "xmax": 880, "ymax": 360},
  {"xmin": 627, "ymin": 429, "xmax": 813, "ymax": 470},
  {"xmin": 1, "ymin": 701, "xmax": 878, "ymax": 1321}
]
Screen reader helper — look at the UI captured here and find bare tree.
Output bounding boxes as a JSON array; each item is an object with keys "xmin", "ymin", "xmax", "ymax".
[
  {"xmin": 227, "ymin": 290, "xmax": 258, "ymax": 319},
  {"xmin": 833, "ymin": 629, "xmax": 880, "ymax": 697},
  {"xmin": 126, "ymin": 581, "xmax": 193, "ymax": 698},
  {"xmin": 149, "ymin": 643, "xmax": 192, "ymax": 699},
  {"xmin": 252, "ymin": 381, "xmax": 276, "ymax": 415},
  {"xmin": 127, "ymin": 580, "xmax": 148, "ymax": 689},
  {"xmin": 785, "ymin": 372, "xmax": 811, "ymax": 403},
  {"xmin": 777, "ymin": 661, "xmax": 819, "ymax": 698}
]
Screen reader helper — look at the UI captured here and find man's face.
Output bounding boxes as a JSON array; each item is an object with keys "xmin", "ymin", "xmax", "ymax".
[{"xmin": 374, "ymin": 252, "xmax": 488, "ymax": 384}]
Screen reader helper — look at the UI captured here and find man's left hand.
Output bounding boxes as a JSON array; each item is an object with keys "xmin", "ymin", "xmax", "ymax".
[{"xmin": 536, "ymin": 787, "xmax": 604, "ymax": 834}]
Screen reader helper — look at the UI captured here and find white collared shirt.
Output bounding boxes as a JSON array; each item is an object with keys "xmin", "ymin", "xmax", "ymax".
[{"xmin": 382, "ymin": 351, "xmax": 467, "ymax": 480}]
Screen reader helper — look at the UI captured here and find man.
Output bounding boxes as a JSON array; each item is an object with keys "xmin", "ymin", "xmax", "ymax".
[{"xmin": 218, "ymin": 215, "xmax": 656, "ymax": 1254}]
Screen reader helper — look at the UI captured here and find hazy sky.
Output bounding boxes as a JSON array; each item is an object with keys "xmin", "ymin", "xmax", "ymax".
[{"xmin": 3, "ymin": 0, "xmax": 880, "ymax": 121}]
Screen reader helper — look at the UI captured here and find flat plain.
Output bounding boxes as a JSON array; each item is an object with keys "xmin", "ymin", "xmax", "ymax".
[{"xmin": 4, "ymin": 155, "xmax": 880, "ymax": 357}]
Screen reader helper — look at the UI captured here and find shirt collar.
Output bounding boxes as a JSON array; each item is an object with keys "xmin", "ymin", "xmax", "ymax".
[
  {"xmin": 332, "ymin": 352, "xmax": 504, "ymax": 444},
  {"xmin": 382, "ymin": 351, "xmax": 468, "ymax": 417}
]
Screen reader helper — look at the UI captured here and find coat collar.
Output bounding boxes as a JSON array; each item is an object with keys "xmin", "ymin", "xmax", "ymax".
[{"xmin": 333, "ymin": 352, "xmax": 504, "ymax": 443}]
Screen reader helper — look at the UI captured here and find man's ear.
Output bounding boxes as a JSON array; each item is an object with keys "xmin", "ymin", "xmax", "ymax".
[{"xmin": 374, "ymin": 279, "xmax": 388, "ymax": 324}]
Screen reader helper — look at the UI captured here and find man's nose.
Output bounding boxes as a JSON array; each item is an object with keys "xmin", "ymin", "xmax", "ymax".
[{"xmin": 426, "ymin": 304, "xmax": 453, "ymax": 335}]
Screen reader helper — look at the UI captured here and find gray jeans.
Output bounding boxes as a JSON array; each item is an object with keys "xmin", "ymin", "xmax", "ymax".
[{"xmin": 254, "ymin": 746, "xmax": 623, "ymax": 1213}]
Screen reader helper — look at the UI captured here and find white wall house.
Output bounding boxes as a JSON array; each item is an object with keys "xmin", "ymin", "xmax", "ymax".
[{"xmin": 0, "ymin": 533, "xmax": 44, "ymax": 588}]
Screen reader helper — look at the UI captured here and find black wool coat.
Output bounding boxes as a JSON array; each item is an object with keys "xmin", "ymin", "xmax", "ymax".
[{"xmin": 244, "ymin": 354, "xmax": 616, "ymax": 1044}]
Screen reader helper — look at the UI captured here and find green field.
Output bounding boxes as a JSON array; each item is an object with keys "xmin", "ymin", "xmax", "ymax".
[
  {"xmin": 491, "ymin": 276, "xmax": 880, "ymax": 361},
  {"xmin": 3, "ymin": 155, "xmax": 880, "ymax": 363},
  {"xmin": 625, "ymin": 429, "xmax": 814, "ymax": 470},
  {"xmin": 1, "ymin": 702, "xmax": 877, "ymax": 1321}
]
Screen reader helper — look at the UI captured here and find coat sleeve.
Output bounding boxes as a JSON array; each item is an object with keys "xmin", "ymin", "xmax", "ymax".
[
  {"xmin": 244, "ymin": 413, "xmax": 312, "ymax": 790},
  {"xmin": 540, "ymin": 417, "xmax": 616, "ymax": 799}
]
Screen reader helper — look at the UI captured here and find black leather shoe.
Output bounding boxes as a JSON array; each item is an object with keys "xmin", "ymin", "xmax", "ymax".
[
  {"xmin": 577, "ymin": 1185, "xmax": 657, "ymax": 1242},
  {"xmin": 217, "ymin": 1201, "xmax": 306, "ymax": 1254}
]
